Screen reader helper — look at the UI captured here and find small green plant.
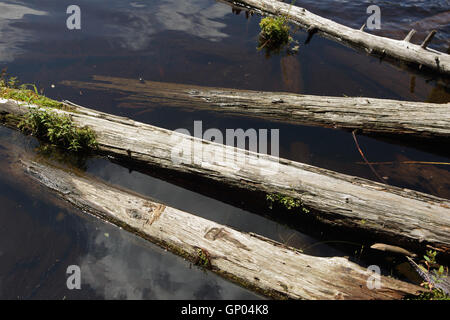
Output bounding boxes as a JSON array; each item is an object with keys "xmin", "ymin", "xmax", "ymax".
[
  {"xmin": 0, "ymin": 71, "xmax": 95, "ymax": 153},
  {"xmin": 409, "ymin": 250, "xmax": 450, "ymax": 300},
  {"xmin": 419, "ymin": 251, "xmax": 448, "ymax": 289},
  {"xmin": 257, "ymin": 1, "xmax": 300, "ymax": 57},
  {"xmin": 414, "ymin": 288, "xmax": 450, "ymax": 300},
  {"xmin": 259, "ymin": 16, "xmax": 291, "ymax": 48},
  {"xmin": 0, "ymin": 69, "xmax": 65, "ymax": 109},
  {"xmin": 194, "ymin": 248, "xmax": 212, "ymax": 269},
  {"xmin": 18, "ymin": 108, "xmax": 97, "ymax": 153},
  {"xmin": 266, "ymin": 193, "xmax": 310, "ymax": 213}
]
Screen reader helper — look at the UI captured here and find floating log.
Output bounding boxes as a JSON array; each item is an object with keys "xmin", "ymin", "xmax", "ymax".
[
  {"xmin": 223, "ymin": 0, "xmax": 450, "ymax": 75},
  {"xmin": 62, "ymin": 76, "xmax": 450, "ymax": 140},
  {"xmin": 18, "ymin": 158, "xmax": 420, "ymax": 300},
  {"xmin": 1, "ymin": 98, "xmax": 450, "ymax": 257}
]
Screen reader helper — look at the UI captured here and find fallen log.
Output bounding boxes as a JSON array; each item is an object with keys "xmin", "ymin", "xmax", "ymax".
[
  {"xmin": 18, "ymin": 158, "xmax": 421, "ymax": 300},
  {"xmin": 223, "ymin": 0, "xmax": 450, "ymax": 75},
  {"xmin": 62, "ymin": 76, "xmax": 450, "ymax": 140},
  {"xmin": 1, "ymin": 98, "xmax": 450, "ymax": 256}
]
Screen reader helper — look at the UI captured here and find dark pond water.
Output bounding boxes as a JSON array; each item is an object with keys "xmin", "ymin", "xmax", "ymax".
[{"xmin": 0, "ymin": 0, "xmax": 449, "ymax": 299}]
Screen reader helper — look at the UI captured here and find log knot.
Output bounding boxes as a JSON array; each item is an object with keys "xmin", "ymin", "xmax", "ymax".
[
  {"xmin": 126, "ymin": 202, "xmax": 165, "ymax": 225},
  {"xmin": 204, "ymin": 227, "xmax": 251, "ymax": 251}
]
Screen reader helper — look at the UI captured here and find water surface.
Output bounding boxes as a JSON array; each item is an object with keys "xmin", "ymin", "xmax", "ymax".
[{"xmin": 0, "ymin": 0, "xmax": 449, "ymax": 299}]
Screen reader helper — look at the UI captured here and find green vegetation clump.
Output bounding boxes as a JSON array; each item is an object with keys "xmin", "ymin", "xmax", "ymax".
[
  {"xmin": 0, "ymin": 70, "xmax": 64, "ymax": 109},
  {"xmin": 0, "ymin": 70, "xmax": 96, "ymax": 153},
  {"xmin": 259, "ymin": 16, "xmax": 290, "ymax": 47},
  {"xmin": 408, "ymin": 250, "xmax": 450, "ymax": 300},
  {"xmin": 18, "ymin": 108, "xmax": 97, "ymax": 152},
  {"xmin": 414, "ymin": 288, "xmax": 450, "ymax": 300},
  {"xmin": 0, "ymin": 84, "xmax": 64, "ymax": 109},
  {"xmin": 258, "ymin": 16, "xmax": 292, "ymax": 56},
  {"xmin": 195, "ymin": 248, "xmax": 212, "ymax": 269},
  {"xmin": 266, "ymin": 193, "xmax": 310, "ymax": 213}
]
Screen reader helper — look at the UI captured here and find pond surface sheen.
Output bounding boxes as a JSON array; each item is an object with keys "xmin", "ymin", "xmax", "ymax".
[{"xmin": 0, "ymin": 0, "xmax": 449, "ymax": 299}]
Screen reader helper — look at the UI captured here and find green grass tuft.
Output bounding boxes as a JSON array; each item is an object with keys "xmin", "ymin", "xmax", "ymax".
[
  {"xmin": 18, "ymin": 108, "xmax": 97, "ymax": 153},
  {"xmin": 1, "ymin": 71, "xmax": 96, "ymax": 153},
  {"xmin": 1, "ymin": 86, "xmax": 64, "ymax": 109},
  {"xmin": 0, "ymin": 70, "xmax": 65, "ymax": 109},
  {"xmin": 266, "ymin": 193, "xmax": 310, "ymax": 213}
]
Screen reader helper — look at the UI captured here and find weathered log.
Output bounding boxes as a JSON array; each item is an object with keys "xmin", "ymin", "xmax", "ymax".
[
  {"xmin": 62, "ymin": 76, "xmax": 450, "ymax": 140},
  {"xmin": 19, "ymin": 158, "xmax": 421, "ymax": 300},
  {"xmin": 222, "ymin": 0, "xmax": 450, "ymax": 75},
  {"xmin": 1, "ymin": 98, "xmax": 450, "ymax": 256}
]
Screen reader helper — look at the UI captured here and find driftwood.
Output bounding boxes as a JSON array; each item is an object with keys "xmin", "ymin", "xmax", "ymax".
[
  {"xmin": 18, "ymin": 158, "xmax": 421, "ymax": 300},
  {"xmin": 223, "ymin": 0, "xmax": 450, "ymax": 75},
  {"xmin": 1, "ymin": 98, "xmax": 450, "ymax": 257},
  {"xmin": 62, "ymin": 76, "xmax": 450, "ymax": 140}
]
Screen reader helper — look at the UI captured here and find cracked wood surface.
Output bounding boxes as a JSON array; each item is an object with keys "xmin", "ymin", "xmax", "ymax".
[
  {"xmin": 1, "ymin": 98, "xmax": 449, "ymax": 256},
  {"xmin": 223, "ymin": 0, "xmax": 450, "ymax": 75},
  {"xmin": 62, "ymin": 76, "xmax": 450, "ymax": 140},
  {"xmin": 20, "ymin": 159, "xmax": 421, "ymax": 300}
]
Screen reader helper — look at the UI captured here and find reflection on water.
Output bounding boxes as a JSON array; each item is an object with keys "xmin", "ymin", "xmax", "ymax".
[
  {"xmin": 0, "ymin": 125, "xmax": 349, "ymax": 299},
  {"xmin": 101, "ymin": 0, "xmax": 231, "ymax": 50},
  {"xmin": 0, "ymin": 126, "xmax": 263, "ymax": 299},
  {"xmin": 85, "ymin": 157, "xmax": 346, "ymax": 258},
  {"xmin": 78, "ymin": 222, "xmax": 259, "ymax": 300},
  {"xmin": 0, "ymin": 2, "xmax": 47, "ymax": 62},
  {"xmin": 1, "ymin": 0, "xmax": 447, "ymax": 100}
]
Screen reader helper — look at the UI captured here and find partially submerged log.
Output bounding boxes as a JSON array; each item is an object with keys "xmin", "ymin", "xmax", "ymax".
[
  {"xmin": 62, "ymin": 76, "xmax": 450, "ymax": 140},
  {"xmin": 223, "ymin": 0, "xmax": 450, "ymax": 75},
  {"xmin": 1, "ymin": 98, "xmax": 450, "ymax": 256},
  {"xmin": 19, "ymin": 159, "xmax": 421, "ymax": 299}
]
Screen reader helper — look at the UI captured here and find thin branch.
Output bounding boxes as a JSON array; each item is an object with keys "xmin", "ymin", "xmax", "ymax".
[
  {"xmin": 356, "ymin": 161, "xmax": 450, "ymax": 166},
  {"xmin": 352, "ymin": 130, "xmax": 385, "ymax": 183}
]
